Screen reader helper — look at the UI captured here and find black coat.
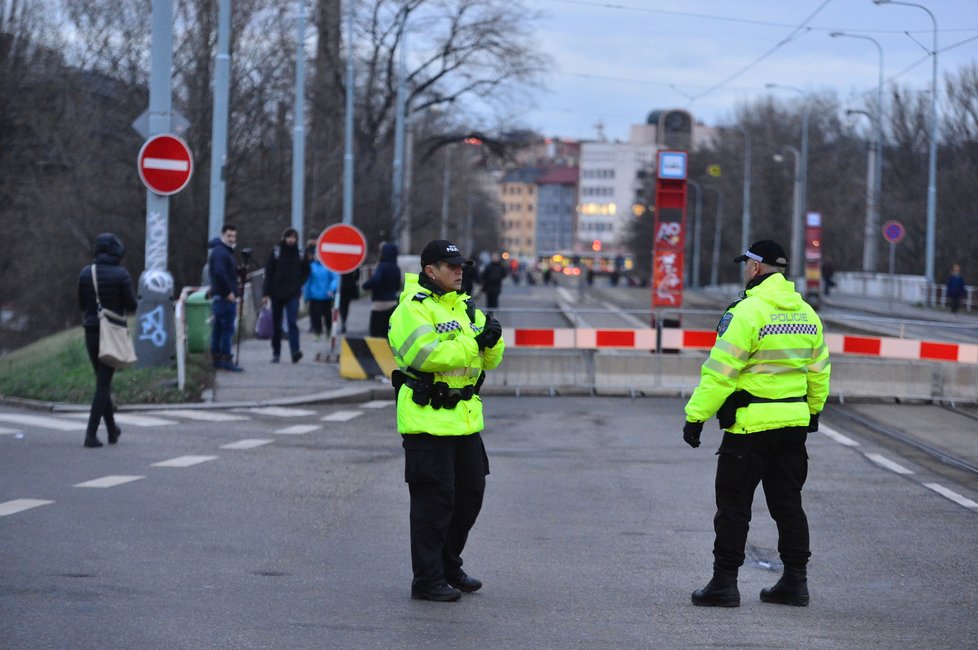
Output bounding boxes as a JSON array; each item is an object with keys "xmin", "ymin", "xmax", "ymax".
[
  {"xmin": 262, "ymin": 242, "xmax": 309, "ymax": 301},
  {"xmin": 481, "ymin": 261, "xmax": 507, "ymax": 293},
  {"xmin": 78, "ymin": 233, "xmax": 138, "ymax": 328}
]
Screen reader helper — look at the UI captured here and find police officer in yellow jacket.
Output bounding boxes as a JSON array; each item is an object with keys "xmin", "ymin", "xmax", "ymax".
[
  {"xmin": 683, "ymin": 240, "xmax": 830, "ymax": 608},
  {"xmin": 388, "ymin": 240, "xmax": 504, "ymax": 602}
]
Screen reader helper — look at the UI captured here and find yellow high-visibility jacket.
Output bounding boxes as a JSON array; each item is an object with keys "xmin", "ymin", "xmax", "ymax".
[
  {"xmin": 685, "ymin": 273, "xmax": 831, "ymax": 433},
  {"xmin": 388, "ymin": 273, "xmax": 504, "ymax": 436}
]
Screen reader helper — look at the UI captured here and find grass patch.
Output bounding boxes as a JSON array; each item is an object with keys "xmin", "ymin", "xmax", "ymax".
[{"xmin": 0, "ymin": 328, "xmax": 213, "ymax": 404}]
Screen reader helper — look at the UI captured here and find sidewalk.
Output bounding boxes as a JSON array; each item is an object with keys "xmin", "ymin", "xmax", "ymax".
[
  {"xmin": 822, "ymin": 291, "xmax": 978, "ymax": 324},
  {"xmin": 209, "ymin": 294, "xmax": 385, "ymax": 406}
]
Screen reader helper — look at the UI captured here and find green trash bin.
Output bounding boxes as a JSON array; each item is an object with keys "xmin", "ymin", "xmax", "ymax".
[{"xmin": 185, "ymin": 289, "xmax": 212, "ymax": 353}]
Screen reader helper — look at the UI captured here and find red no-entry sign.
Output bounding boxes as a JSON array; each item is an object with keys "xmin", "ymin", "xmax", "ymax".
[
  {"xmin": 317, "ymin": 224, "xmax": 367, "ymax": 274},
  {"xmin": 138, "ymin": 134, "xmax": 193, "ymax": 195}
]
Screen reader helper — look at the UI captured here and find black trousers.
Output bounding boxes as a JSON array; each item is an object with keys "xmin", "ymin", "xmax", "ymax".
[
  {"xmin": 402, "ymin": 432, "xmax": 489, "ymax": 589},
  {"xmin": 84, "ymin": 326, "xmax": 118, "ymax": 439},
  {"xmin": 712, "ymin": 428, "xmax": 810, "ymax": 571},
  {"xmin": 368, "ymin": 307, "xmax": 395, "ymax": 338},
  {"xmin": 308, "ymin": 298, "xmax": 334, "ymax": 336}
]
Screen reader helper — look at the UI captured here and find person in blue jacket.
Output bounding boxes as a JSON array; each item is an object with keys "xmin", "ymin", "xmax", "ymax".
[
  {"xmin": 945, "ymin": 264, "xmax": 966, "ymax": 313},
  {"xmin": 304, "ymin": 242, "xmax": 339, "ymax": 340},
  {"xmin": 362, "ymin": 241, "xmax": 402, "ymax": 337}
]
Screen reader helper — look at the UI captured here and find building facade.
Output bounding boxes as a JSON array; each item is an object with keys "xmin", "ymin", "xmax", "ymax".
[{"xmin": 535, "ymin": 166, "xmax": 579, "ymax": 256}]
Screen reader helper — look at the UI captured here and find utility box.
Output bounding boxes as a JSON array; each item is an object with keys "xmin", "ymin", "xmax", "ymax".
[
  {"xmin": 185, "ymin": 289, "xmax": 212, "ymax": 353},
  {"xmin": 134, "ymin": 269, "xmax": 176, "ymax": 368}
]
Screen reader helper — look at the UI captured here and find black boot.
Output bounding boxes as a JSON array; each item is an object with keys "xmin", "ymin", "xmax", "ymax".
[
  {"xmin": 760, "ymin": 566, "xmax": 809, "ymax": 606},
  {"xmin": 692, "ymin": 567, "xmax": 740, "ymax": 607},
  {"xmin": 84, "ymin": 436, "xmax": 103, "ymax": 448}
]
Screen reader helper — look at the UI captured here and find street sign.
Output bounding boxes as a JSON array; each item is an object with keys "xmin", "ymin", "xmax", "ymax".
[
  {"xmin": 138, "ymin": 134, "xmax": 193, "ymax": 195},
  {"xmin": 131, "ymin": 109, "xmax": 190, "ymax": 139},
  {"xmin": 707, "ymin": 164, "xmax": 721, "ymax": 178},
  {"xmin": 317, "ymin": 224, "xmax": 367, "ymax": 274},
  {"xmin": 657, "ymin": 150, "xmax": 687, "ymax": 180},
  {"xmin": 882, "ymin": 220, "xmax": 905, "ymax": 244}
]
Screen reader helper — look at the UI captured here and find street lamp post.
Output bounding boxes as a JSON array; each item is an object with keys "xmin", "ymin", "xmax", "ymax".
[
  {"xmin": 766, "ymin": 84, "xmax": 809, "ymax": 278},
  {"xmin": 874, "ymin": 0, "xmax": 938, "ymax": 285},
  {"xmin": 847, "ymin": 109, "xmax": 878, "ymax": 274},
  {"xmin": 774, "ymin": 147, "xmax": 803, "ymax": 276},
  {"xmin": 707, "ymin": 187, "xmax": 725, "ymax": 287},
  {"xmin": 687, "ymin": 178, "xmax": 703, "ymax": 288},
  {"xmin": 831, "ymin": 31, "xmax": 885, "ymax": 273},
  {"xmin": 726, "ymin": 126, "xmax": 752, "ymax": 254}
]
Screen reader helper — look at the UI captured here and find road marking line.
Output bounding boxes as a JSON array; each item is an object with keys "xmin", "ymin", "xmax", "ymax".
[
  {"xmin": 220, "ymin": 439, "xmax": 274, "ymax": 450},
  {"xmin": 0, "ymin": 499, "xmax": 55, "ymax": 516},
  {"xmin": 243, "ymin": 407, "xmax": 318, "ymax": 418},
  {"xmin": 362, "ymin": 400, "xmax": 394, "ymax": 409},
  {"xmin": 143, "ymin": 157, "xmax": 189, "ymax": 171},
  {"xmin": 0, "ymin": 426, "xmax": 20, "ymax": 435},
  {"xmin": 148, "ymin": 410, "xmax": 249, "ymax": 422},
  {"xmin": 321, "ymin": 410, "xmax": 363, "ymax": 422},
  {"xmin": 865, "ymin": 453, "xmax": 914, "ymax": 475},
  {"xmin": 820, "ymin": 424, "xmax": 860, "ymax": 447},
  {"xmin": 74, "ymin": 475, "xmax": 146, "ymax": 488},
  {"xmin": 274, "ymin": 424, "xmax": 321, "ymax": 435},
  {"xmin": 63, "ymin": 413, "xmax": 177, "ymax": 427},
  {"xmin": 923, "ymin": 483, "xmax": 978, "ymax": 510},
  {"xmin": 0, "ymin": 414, "xmax": 86, "ymax": 431},
  {"xmin": 151, "ymin": 455, "xmax": 219, "ymax": 468}
]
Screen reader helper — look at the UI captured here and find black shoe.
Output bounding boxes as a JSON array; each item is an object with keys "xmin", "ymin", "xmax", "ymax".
[
  {"xmin": 692, "ymin": 570, "xmax": 740, "ymax": 607},
  {"xmin": 108, "ymin": 426, "xmax": 121, "ymax": 445},
  {"xmin": 447, "ymin": 572, "xmax": 482, "ymax": 593},
  {"xmin": 411, "ymin": 582, "xmax": 462, "ymax": 602},
  {"xmin": 292, "ymin": 350, "xmax": 303, "ymax": 363},
  {"xmin": 760, "ymin": 567, "xmax": 809, "ymax": 606},
  {"xmin": 84, "ymin": 437, "xmax": 103, "ymax": 448}
]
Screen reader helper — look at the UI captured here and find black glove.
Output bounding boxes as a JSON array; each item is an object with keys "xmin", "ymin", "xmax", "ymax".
[
  {"xmin": 475, "ymin": 317, "xmax": 502, "ymax": 350},
  {"xmin": 807, "ymin": 412, "xmax": 820, "ymax": 433},
  {"xmin": 683, "ymin": 420, "xmax": 703, "ymax": 448}
]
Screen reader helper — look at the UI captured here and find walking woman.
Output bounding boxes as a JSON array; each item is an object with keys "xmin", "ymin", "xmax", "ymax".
[{"xmin": 77, "ymin": 233, "xmax": 137, "ymax": 448}]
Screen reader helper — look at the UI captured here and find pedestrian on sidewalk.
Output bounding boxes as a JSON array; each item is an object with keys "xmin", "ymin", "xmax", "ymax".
[
  {"xmin": 681, "ymin": 240, "xmax": 831, "ymax": 608},
  {"xmin": 945, "ymin": 264, "xmax": 966, "ymax": 314},
  {"xmin": 481, "ymin": 253, "xmax": 507, "ymax": 310},
  {"xmin": 77, "ymin": 233, "xmax": 138, "ymax": 448},
  {"xmin": 338, "ymin": 270, "xmax": 359, "ymax": 334},
  {"xmin": 362, "ymin": 241, "xmax": 401, "ymax": 338},
  {"xmin": 388, "ymin": 239, "xmax": 504, "ymax": 602},
  {"xmin": 207, "ymin": 224, "xmax": 244, "ymax": 372},
  {"xmin": 304, "ymin": 241, "xmax": 338, "ymax": 340},
  {"xmin": 262, "ymin": 227, "xmax": 309, "ymax": 363}
]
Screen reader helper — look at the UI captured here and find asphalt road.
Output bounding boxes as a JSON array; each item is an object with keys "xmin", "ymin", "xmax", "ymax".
[{"xmin": 1, "ymin": 398, "xmax": 976, "ymax": 649}]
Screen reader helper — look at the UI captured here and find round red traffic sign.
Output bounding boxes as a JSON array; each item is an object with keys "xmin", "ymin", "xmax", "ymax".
[
  {"xmin": 882, "ymin": 220, "xmax": 905, "ymax": 244},
  {"xmin": 138, "ymin": 134, "xmax": 193, "ymax": 195},
  {"xmin": 317, "ymin": 224, "xmax": 367, "ymax": 274}
]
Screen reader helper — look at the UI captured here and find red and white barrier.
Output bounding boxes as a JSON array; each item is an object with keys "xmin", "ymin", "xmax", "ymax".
[{"xmin": 501, "ymin": 327, "xmax": 977, "ymax": 364}]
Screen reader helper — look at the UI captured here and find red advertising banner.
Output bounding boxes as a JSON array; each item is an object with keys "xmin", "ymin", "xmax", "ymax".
[
  {"xmin": 804, "ymin": 211, "xmax": 823, "ymax": 307},
  {"xmin": 652, "ymin": 150, "xmax": 688, "ymax": 309}
]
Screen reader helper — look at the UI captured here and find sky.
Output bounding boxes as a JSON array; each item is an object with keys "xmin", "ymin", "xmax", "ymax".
[{"xmin": 513, "ymin": 0, "xmax": 978, "ymax": 141}]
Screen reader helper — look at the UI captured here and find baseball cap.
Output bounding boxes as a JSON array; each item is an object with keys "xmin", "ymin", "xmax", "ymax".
[
  {"xmin": 734, "ymin": 240, "xmax": 788, "ymax": 268},
  {"xmin": 420, "ymin": 239, "xmax": 473, "ymax": 267}
]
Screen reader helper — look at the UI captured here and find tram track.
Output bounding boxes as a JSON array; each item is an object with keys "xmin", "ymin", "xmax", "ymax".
[{"xmin": 828, "ymin": 405, "xmax": 978, "ymax": 478}]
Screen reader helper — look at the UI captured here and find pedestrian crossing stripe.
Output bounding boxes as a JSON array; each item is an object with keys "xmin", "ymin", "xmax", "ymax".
[
  {"xmin": 0, "ymin": 426, "xmax": 20, "ymax": 435},
  {"xmin": 243, "ymin": 407, "xmax": 318, "ymax": 418},
  {"xmin": 63, "ymin": 413, "xmax": 177, "ymax": 427},
  {"xmin": 0, "ymin": 499, "xmax": 55, "ymax": 516},
  {"xmin": 151, "ymin": 455, "xmax": 219, "ymax": 468},
  {"xmin": 220, "ymin": 439, "xmax": 274, "ymax": 450},
  {"xmin": 148, "ymin": 410, "xmax": 249, "ymax": 422},
  {"xmin": 362, "ymin": 400, "xmax": 394, "ymax": 409},
  {"xmin": 0, "ymin": 414, "xmax": 86, "ymax": 431},
  {"xmin": 74, "ymin": 475, "xmax": 145, "ymax": 488},
  {"xmin": 321, "ymin": 411, "xmax": 363, "ymax": 422},
  {"xmin": 274, "ymin": 424, "xmax": 321, "ymax": 435}
]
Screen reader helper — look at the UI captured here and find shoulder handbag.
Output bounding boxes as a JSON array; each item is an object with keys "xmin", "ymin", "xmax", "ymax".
[{"xmin": 91, "ymin": 265, "xmax": 137, "ymax": 369}]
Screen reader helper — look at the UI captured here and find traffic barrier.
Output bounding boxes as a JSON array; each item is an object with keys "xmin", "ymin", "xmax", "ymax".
[
  {"xmin": 501, "ymin": 327, "xmax": 977, "ymax": 364},
  {"xmin": 339, "ymin": 336, "xmax": 397, "ymax": 379}
]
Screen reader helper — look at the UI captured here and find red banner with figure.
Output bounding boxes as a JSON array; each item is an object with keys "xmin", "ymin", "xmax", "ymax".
[{"xmin": 652, "ymin": 151, "xmax": 688, "ymax": 308}]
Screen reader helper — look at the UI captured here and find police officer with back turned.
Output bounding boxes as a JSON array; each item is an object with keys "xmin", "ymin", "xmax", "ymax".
[
  {"xmin": 388, "ymin": 239, "xmax": 504, "ymax": 602},
  {"xmin": 682, "ymin": 240, "xmax": 831, "ymax": 608}
]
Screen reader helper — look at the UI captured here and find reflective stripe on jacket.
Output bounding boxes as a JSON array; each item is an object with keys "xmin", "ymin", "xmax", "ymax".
[
  {"xmin": 388, "ymin": 273, "xmax": 504, "ymax": 436},
  {"xmin": 685, "ymin": 273, "xmax": 831, "ymax": 433}
]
